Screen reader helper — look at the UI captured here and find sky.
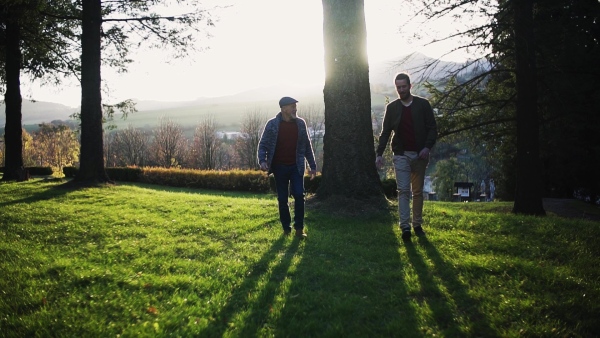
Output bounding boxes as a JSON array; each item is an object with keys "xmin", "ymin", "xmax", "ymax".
[{"xmin": 22, "ymin": 0, "xmax": 482, "ymax": 108}]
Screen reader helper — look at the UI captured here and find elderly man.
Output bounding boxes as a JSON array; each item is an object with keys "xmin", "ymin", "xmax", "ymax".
[{"xmin": 258, "ymin": 96, "xmax": 317, "ymax": 239}]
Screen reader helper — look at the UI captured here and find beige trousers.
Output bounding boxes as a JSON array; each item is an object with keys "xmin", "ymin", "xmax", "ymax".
[{"xmin": 393, "ymin": 152, "xmax": 428, "ymax": 231}]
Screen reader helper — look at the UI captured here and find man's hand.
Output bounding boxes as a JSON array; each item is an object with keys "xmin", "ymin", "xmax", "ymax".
[
  {"xmin": 309, "ymin": 170, "xmax": 316, "ymax": 180},
  {"xmin": 260, "ymin": 162, "xmax": 269, "ymax": 172},
  {"xmin": 418, "ymin": 147, "xmax": 430, "ymax": 160},
  {"xmin": 375, "ymin": 156, "xmax": 384, "ymax": 170}
]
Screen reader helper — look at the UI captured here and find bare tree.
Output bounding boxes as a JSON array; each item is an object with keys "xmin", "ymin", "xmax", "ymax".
[
  {"xmin": 301, "ymin": 105, "xmax": 325, "ymax": 173},
  {"xmin": 191, "ymin": 115, "xmax": 221, "ymax": 170},
  {"xmin": 21, "ymin": 129, "xmax": 35, "ymax": 167},
  {"xmin": 31, "ymin": 124, "xmax": 79, "ymax": 171},
  {"xmin": 235, "ymin": 109, "xmax": 267, "ymax": 170},
  {"xmin": 218, "ymin": 142, "xmax": 237, "ymax": 170},
  {"xmin": 104, "ymin": 132, "xmax": 117, "ymax": 167},
  {"xmin": 150, "ymin": 117, "xmax": 186, "ymax": 168},
  {"xmin": 111, "ymin": 125, "xmax": 150, "ymax": 167}
]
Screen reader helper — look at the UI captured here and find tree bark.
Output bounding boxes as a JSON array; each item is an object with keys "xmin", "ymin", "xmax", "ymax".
[
  {"xmin": 76, "ymin": 0, "xmax": 110, "ymax": 183},
  {"xmin": 512, "ymin": 0, "xmax": 545, "ymax": 215},
  {"xmin": 317, "ymin": 0, "xmax": 384, "ymax": 204},
  {"xmin": 2, "ymin": 14, "xmax": 26, "ymax": 182}
]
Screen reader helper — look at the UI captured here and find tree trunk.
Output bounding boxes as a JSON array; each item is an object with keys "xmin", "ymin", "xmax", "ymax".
[
  {"xmin": 512, "ymin": 0, "xmax": 545, "ymax": 215},
  {"xmin": 2, "ymin": 15, "xmax": 26, "ymax": 182},
  {"xmin": 317, "ymin": 0, "xmax": 384, "ymax": 204},
  {"xmin": 76, "ymin": 0, "xmax": 110, "ymax": 183}
]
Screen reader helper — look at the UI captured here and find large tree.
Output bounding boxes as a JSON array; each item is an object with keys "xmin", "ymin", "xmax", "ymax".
[
  {"xmin": 1, "ymin": 2, "xmax": 24, "ymax": 180},
  {"xmin": 78, "ymin": 0, "xmax": 105, "ymax": 182},
  {"xmin": 1, "ymin": 0, "xmax": 78, "ymax": 181},
  {"xmin": 511, "ymin": 0, "xmax": 544, "ymax": 214},
  {"xmin": 75, "ymin": 0, "xmax": 212, "ymax": 184},
  {"xmin": 317, "ymin": 0, "xmax": 385, "ymax": 205},
  {"xmin": 407, "ymin": 0, "xmax": 599, "ymax": 213}
]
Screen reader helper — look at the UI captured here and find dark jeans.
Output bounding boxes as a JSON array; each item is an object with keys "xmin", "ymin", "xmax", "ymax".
[{"xmin": 272, "ymin": 164, "xmax": 305, "ymax": 231}]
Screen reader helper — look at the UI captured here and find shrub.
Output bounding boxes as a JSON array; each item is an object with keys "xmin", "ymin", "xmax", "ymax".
[
  {"xmin": 304, "ymin": 174, "xmax": 321, "ymax": 194},
  {"xmin": 27, "ymin": 167, "xmax": 54, "ymax": 176},
  {"xmin": 381, "ymin": 178, "xmax": 397, "ymax": 199},
  {"xmin": 0, "ymin": 166, "xmax": 52, "ymax": 176},
  {"xmin": 57, "ymin": 167, "xmax": 395, "ymax": 198},
  {"xmin": 0, "ymin": 167, "xmax": 54, "ymax": 176},
  {"xmin": 139, "ymin": 168, "xmax": 270, "ymax": 192},
  {"xmin": 63, "ymin": 166, "xmax": 78, "ymax": 178},
  {"xmin": 106, "ymin": 167, "xmax": 143, "ymax": 182}
]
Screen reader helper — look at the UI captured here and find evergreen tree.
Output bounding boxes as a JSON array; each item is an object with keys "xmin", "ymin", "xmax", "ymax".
[{"xmin": 317, "ymin": 0, "xmax": 385, "ymax": 206}]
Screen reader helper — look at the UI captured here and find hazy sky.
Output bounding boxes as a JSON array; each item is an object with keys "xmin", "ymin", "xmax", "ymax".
[{"xmin": 22, "ymin": 0, "xmax": 480, "ymax": 107}]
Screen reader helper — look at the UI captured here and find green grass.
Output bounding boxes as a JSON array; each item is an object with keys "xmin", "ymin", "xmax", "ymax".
[{"xmin": 1, "ymin": 180, "xmax": 599, "ymax": 337}]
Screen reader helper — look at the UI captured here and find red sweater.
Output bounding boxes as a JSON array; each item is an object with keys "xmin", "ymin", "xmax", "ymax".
[{"xmin": 273, "ymin": 121, "xmax": 298, "ymax": 165}]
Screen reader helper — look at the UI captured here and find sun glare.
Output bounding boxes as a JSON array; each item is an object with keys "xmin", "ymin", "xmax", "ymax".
[{"xmin": 22, "ymin": 0, "xmax": 481, "ymax": 106}]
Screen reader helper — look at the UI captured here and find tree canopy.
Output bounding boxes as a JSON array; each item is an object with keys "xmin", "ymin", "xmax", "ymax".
[{"xmin": 406, "ymin": 0, "xmax": 600, "ymax": 212}]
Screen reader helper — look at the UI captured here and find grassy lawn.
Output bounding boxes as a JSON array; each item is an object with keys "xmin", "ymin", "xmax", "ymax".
[{"xmin": 1, "ymin": 179, "xmax": 599, "ymax": 337}]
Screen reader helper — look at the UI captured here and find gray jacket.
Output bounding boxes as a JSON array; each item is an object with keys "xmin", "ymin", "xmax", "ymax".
[{"xmin": 257, "ymin": 112, "xmax": 317, "ymax": 175}]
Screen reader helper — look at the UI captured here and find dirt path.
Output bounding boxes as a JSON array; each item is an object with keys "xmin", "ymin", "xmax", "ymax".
[{"xmin": 543, "ymin": 198, "xmax": 600, "ymax": 222}]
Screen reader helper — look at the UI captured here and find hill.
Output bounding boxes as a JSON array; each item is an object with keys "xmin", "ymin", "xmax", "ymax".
[
  {"xmin": 0, "ymin": 100, "xmax": 78, "ymax": 126},
  {"xmin": 1, "ymin": 53, "xmax": 472, "ymax": 130}
]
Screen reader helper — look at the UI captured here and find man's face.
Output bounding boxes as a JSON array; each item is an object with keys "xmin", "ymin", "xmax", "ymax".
[
  {"xmin": 281, "ymin": 103, "xmax": 297, "ymax": 121},
  {"xmin": 395, "ymin": 79, "xmax": 412, "ymax": 100}
]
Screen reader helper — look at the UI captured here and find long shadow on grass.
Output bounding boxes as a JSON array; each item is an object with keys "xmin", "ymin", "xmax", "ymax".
[
  {"xmin": 406, "ymin": 237, "xmax": 499, "ymax": 337},
  {"xmin": 0, "ymin": 181, "xmax": 77, "ymax": 207},
  {"xmin": 272, "ymin": 211, "xmax": 422, "ymax": 336},
  {"xmin": 117, "ymin": 181, "xmax": 274, "ymax": 200},
  {"xmin": 199, "ymin": 235, "xmax": 300, "ymax": 336}
]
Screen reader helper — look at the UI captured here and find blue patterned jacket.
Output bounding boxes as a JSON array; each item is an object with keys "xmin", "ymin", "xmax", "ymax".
[{"xmin": 257, "ymin": 112, "xmax": 317, "ymax": 175}]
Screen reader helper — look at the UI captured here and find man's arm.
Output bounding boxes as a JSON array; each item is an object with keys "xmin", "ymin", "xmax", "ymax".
[
  {"xmin": 302, "ymin": 122, "xmax": 317, "ymax": 179},
  {"xmin": 376, "ymin": 104, "xmax": 394, "ymax": 157},
  {"xmin": 423, "ymin": 100, "xmax": 437, "ymax": 150},
  {"xmin": 257, "ymin": 121, "xmax": 271, "ymax": 170},
  {"xmin": 375, "ymin": 104, "xmax": 395, "ymax": 169}
]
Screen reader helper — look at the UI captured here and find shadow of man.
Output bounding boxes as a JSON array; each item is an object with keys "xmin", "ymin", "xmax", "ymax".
[
  {"xmin": 199, "ymin": 235, "xmax": 301, "ymax": 336},
  {"xmin": 404, "ymin": 236, "xmax": 499, "ymax": 337}
]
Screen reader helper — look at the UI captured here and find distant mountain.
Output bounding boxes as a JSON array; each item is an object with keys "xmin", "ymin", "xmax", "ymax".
[
  {"xmin": 1, "ymin": 53, "xmax": 479, "ymax": 127},
  {"xmin": 369, "ymin": 52, "xmax": 478, "ymax": 85},
  {"xmin": 0, "ymin": 100, "xmax": 78, "ymax": 125}
]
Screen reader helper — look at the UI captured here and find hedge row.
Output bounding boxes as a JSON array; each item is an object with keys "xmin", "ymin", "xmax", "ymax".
[
  {"xmin": 0, "ymin": 166, "xmax": 53, "ymax": 176},
  {"xmin": 63, "ymin": 167, "xmax": 269, "ymax": 192},
  {"xmin": 62, "ymin": 166, "xmax": 398, "ymax": 198}
]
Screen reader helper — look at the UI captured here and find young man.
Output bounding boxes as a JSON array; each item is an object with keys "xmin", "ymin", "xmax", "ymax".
[
  {"xmin": 258, "ymin": 96, "xmax": 317, "ymax": 239},
  {"xmin": 376, "ymin": 73, "xmax": 437, "ymax": 241}
]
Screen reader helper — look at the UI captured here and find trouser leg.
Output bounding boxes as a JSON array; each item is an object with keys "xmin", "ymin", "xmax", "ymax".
[
  {"xmin": 289, "ymin": 168, "xmax": 305, "ymax": 230},
  {"xmin": 411, "ymin": 156, "xmax": 429, "ymax": 228},
  {"xmin": 273, "ymin": 165, "xmax": 292, "ymax": 231},
  {"xmin": 393, "ymin": 155, "xmax": 412, "ymax": 231}
]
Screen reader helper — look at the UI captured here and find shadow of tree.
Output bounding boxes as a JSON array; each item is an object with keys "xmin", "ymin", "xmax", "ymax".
[
  {"xmin": 272, "ymin": 210, "xmax": 422, "ymax": 336},
  {"xmin": 0, "ymin": 180, "xmax": 74, "ymax": 207}
]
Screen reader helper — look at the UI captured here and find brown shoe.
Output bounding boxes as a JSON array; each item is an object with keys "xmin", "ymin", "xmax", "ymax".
[{"xmin": 295, "ymin": 230, "xmax": 307, "ymax": 239}]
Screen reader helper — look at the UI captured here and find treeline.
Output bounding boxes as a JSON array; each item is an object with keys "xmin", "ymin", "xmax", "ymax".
[{"xmin": 0, "ymin": 107, "xmax": 326, "ymax": 174}]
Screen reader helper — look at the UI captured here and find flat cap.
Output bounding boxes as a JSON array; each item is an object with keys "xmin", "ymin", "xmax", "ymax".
[{"xmin": 279, "ymin": 96, "xmax": 298, "ymax": 108}]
